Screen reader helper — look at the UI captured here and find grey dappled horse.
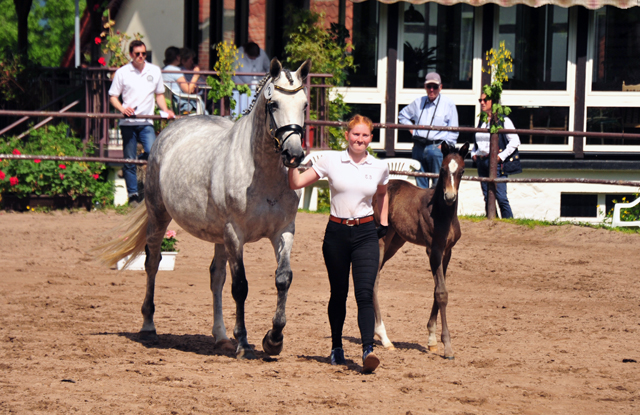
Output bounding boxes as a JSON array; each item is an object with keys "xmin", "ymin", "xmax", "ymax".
[
  {"xmin": 373, "ymin": 143, "xmax": 469, "ymax": 359},
  {"xmin": 97, "ymin": 58, "xmax": 310, "ymax": 359}
]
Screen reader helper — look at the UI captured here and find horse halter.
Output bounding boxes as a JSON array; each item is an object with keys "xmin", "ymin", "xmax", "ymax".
[{"xmin": 265, "ymin": 83, "xmax": 306, "ymax": 153}]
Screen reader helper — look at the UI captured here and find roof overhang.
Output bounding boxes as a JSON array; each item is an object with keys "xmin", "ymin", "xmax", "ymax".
[{"xmin": 351, "ymin": 0, "xmax": 639, "ymax": 10}]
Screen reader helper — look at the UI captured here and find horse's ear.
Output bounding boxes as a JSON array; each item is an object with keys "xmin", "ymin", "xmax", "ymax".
[
  {"xmin": 270, "ymin": 58, "xmax": 282, "ymax": 79},
  {"xmin": 458, "ymin": 142, "xmax": 470, "ymax": 158},
  {"xmin": 441, "ymin": 142, "xmax": 452, "ymax": 157},
  {"xmin": 297, "ymin": 59, "xmax": 312, "ymax": 82}
]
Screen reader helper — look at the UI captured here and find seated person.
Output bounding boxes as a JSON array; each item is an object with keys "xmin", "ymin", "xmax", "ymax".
[
  {"xmin": 162, "ymin": 46, "xmax": 202, "ymax": 114},
  {"xmin": 231, "ymin": 42, "xmax": 270, "ymax": 118}
]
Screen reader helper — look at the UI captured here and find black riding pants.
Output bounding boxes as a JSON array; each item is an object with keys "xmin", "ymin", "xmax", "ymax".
[{"xmin": 322, "ymin": 220, "xmax": 379, "ymax": 351}]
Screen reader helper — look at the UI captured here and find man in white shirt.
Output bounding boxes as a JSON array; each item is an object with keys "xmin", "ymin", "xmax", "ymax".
[{"xmin": 109, "ymin": 40, "xmax": 175, "ymax": 207}]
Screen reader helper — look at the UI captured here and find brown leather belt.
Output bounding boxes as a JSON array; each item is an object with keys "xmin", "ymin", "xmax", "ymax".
[{"xmin": 329, "ymin": 215, "xmax": 375, "ymax": 226}]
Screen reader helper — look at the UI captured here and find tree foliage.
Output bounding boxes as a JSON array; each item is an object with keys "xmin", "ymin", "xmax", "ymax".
[
  {"xmin": 480, "ymin": 41, "xmax": 513, "ymax": 133},
  {"xmin": 0, "ymin": 0, "xmax": 87, "ymax": 67}
]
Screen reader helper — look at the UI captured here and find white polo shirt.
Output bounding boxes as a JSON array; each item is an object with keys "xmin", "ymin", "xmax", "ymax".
[
  {"xmin": 312, "ymin": 150, "xmax": 389, "ymax": 219},
  {"xmin": 109, "ymin": 62, "xmax": 164, "ymax": 126}
]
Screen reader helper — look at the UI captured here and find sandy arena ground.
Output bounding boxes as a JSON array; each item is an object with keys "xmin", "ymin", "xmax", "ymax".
[{"xmin": 1, "ymin": 210, "xmax": 639, "ymax": 414}]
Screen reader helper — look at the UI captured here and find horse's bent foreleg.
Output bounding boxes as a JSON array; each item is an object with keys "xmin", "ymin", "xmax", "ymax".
[
  {"xmin": 430, "ymin": 249, "xmax": 453, "ymax": 359},
  {"xmin": 374, "ymin": 231, "xmax": 405, "ymax": 350},
  {"xmin": 262, "ymin": 228, "xmax": 295, "ymax": 355},
  {"xmin": 140, "ymin": 213, "xmax": 172, "ymax": 340},
  {"xmin": 210, "ymin": 243, "xmax": 233, "ymax": 351}
]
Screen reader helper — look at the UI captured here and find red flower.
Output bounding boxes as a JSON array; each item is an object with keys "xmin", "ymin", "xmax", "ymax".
[
  {"xmin": 59, "ymin": 173, "xmax": 65, "ymax": 180},
  {"xmin": 59, "ymin": 164, "xmax": 66, "ymax": 169},
  {"xmin": 93, "ymin": 4, "xmax": 99, "ymax": 11},
  {"xmin": 0, "ymin": 171, "xmax": 5, "ymax": 180},
  {"xmin": 34, "ymin": 159, "xmax": 41, "ymax": 163},
  {"xmin": 95, "ymin": 37, "xmax": 102, "ymax": 45},
  {"xmin": 98, "ymin": 57, "xmax": 106, "ymax": 66},
  {"xmin": 93, "ymin": 173, "xmax": 100, "ymax": 180},
  {"xmin": 12, "ymin": 149, "xmax": 20, "ymax": 155},
  {"xmin": 9, "ymin": 177, "xmax": 18, "ymax": 186}
]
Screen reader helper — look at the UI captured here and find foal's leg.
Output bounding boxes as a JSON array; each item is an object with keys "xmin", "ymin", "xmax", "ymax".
[
  {"xmin": 140, "ymin": 209, "xmax": 172, "ymax": 340},
  {"xmin": 224, "ymin": 225, "xmax": 254, "ymax": 359},
  {"xmin": 262, "ymin": 225, "xmax": 295, "ymax": 356},
  {"xmin": 429, "ymin": 248, "xmax": 454, "ymax": 359},
  {"xmin": 210, "ymin": 243, "xmax": 234, "ymax": 351},
  {"xmin": 373, "ymin": 231, "xmax": 405, "ymax": 350}
]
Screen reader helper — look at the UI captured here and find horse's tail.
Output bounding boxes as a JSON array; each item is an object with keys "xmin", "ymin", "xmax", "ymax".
[{"xmin": 93, "ymin": 203, "xmax": 149, "ymax": 268}]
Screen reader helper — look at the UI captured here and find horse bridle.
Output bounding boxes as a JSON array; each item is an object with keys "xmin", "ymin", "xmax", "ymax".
[{"xmin": 265, "ymin": 84, "xmax": 306, "ymax": 153}]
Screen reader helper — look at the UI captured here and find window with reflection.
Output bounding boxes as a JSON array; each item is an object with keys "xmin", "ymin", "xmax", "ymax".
[
  {"xmin": 402, "ymin": 3, "xmax": 474, "ymax": 89},
  {"xmin": 508, "ymin": 106, "xmax": 569, "ymax": 144},
  {"xmin": 586, "ymin": 107, "xmax": 640, "ymax": 145},
  {"xmin": 497, "ymin": 5, "xmax": 568, "ymax": 90},
  {"xmin": 592, "ymin": 7, "xmax": 640, "ymax": 91},
  {"xmin": 346, "ymin": 1, "xmax": 379, "ymax": 87}
]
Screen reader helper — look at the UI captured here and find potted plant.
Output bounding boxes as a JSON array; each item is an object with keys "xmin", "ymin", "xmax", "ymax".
[
  {"xmin": 116, "ymin": 230, "xmax": 179, "ymax": 271},
  {"xmin": 0, "ymin": 123, "xmax": 114, "ymax": 211}
]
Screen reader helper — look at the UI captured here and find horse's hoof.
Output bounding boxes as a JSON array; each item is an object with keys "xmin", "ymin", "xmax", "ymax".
[
  {"xmin": 444, "ymin": 355, "xmax": 455, "ymax": 360},
  {"xmin": 215, "ymin": 339, "xmax": 235, "ymax": 352},
  {"xmin": 262, "ymin": 330, "xmax": 283, "ymax": 356},
  {"xmin": 236, "ymin": 348, "xmax": 257, "ymax": 360},
  {"xmin": 385, "ymin": 344, "xmax": 396, "ymax": 351},
  {"xmin": 428, "ymin": 345, "xmax": 438, "ymax": 353},
  {"xmin": 139, "ymin": 330, "xmax": 158, "ymax": 341}
]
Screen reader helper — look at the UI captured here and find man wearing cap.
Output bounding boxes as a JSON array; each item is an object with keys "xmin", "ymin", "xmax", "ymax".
[{"xmin": 398, "ymin": 72, "xmax": 459, "ymax": 188}]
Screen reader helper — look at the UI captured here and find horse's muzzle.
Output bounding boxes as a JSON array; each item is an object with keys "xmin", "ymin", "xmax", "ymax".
[
  {"xmin": 282, "ymin": 150, "xmax": 303, "ymax": 168},
  {"xmin": 444, "ymin": 191, "xmax": 457, "ymax": 206}
]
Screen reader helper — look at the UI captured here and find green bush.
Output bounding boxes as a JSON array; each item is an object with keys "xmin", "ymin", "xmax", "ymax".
[
  {"xmin": 606, "ymin": 194, "xmax": 640, "ymax": 223},
  {"xmin": 0, "ymin": 123, "xmax": 114, "ymax": 206}
]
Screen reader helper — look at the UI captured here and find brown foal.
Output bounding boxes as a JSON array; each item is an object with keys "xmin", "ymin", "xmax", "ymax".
[{"xmin": 373, "ymin": 142, "xmax": 469, "ymax": 359}]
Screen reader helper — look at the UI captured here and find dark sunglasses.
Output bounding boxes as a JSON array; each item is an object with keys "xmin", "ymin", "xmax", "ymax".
[
  {"xmin": 134, "ymin": 52, "xmax": 147, "ymax": 57},
  {"xmin": 478, "ymin": 98, "xmax": 490, "ymax": 103},
  {"xmin": 425, "ymin": 84, "xmax": 439, "ymax": 90}
]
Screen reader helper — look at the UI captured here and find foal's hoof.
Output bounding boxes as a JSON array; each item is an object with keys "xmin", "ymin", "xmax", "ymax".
[
  {"xmin": 262, "ymin": 330, "xmax": 283, "ymax": 356},
  {"xmin": 444, "ymin": 355, "xmax": 455, "ymax": 360},
  {"xmin": 215, "ymin": 339, "xmax": 236, "ymax": 353},
  {"xmin": 428, "ymin": 345, "xmax": 438, "ymax": 353},
  {"xmin": 139, "ymin": 330, "xmax": 158, "ymax": 342},
  {"xmin": 236, "ymin": 347, "xmax": 257, "ymax": 360}
]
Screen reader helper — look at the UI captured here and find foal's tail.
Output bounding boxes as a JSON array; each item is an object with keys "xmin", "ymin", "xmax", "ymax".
[{"xmin": 93, "ymin": 203, "xmax": 149, "ymax": 268}]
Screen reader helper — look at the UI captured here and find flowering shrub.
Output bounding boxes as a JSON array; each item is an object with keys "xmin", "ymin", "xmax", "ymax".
[
  {"xmin": 606, "ymin": 195, "xmax": 640, "ymax": 223},
  {"xmin": 206, "ymin": 41, "xmax": 251, "ymax": 117},
  {"xmin": 0, "ymin": 123, "xmax": 114, "ymax": 206},
  {"xmin": 161, "ymin": 230, "xmax": 179, "ymax": 252},
  {"xmin": 480, "ymin": 41, "xmax": 514, "ymax": 133},
  {"xmin": 98, "ymin": 9, "xmax": 143, "ymax": 68}
]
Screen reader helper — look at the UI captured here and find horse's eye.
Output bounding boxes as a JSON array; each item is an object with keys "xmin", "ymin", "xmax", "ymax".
[
  {"xmin": 270, "ymin": 102, "xmax": 279, "ymax": 110},
  {"xmin": 303, "ymin": 102, "xmax": 308, "ymax": 110}
]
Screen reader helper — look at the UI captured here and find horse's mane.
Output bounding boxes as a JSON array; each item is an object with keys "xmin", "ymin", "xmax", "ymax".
[
  {"xmin": 243, "ymin": 74, "xmax": 271, "ymax": 116},
  {"xmin": 242, "ymin": 69, "xmax": 296, "ymax": 116}
]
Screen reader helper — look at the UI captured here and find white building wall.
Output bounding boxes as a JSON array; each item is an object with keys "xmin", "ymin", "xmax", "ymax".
[
  {"xmin": 458, "ymin": 169, "xmax": 640, "ymax": 222},
  {"xmin": 113, "ymin": 0, "xmax": 184, "ymax": 67}
]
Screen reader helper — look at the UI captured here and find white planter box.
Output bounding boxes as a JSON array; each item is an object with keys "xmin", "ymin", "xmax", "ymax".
[{"xmin": 116, "ymin": 252, "xmax": 177, "ymax": 271}]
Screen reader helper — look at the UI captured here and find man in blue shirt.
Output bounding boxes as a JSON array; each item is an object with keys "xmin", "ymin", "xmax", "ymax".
[{"xmin": 398, "ymin": 72, "xmax": 459, "ymax": 188}]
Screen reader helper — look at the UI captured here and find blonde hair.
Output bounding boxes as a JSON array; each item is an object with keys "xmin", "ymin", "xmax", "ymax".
[{"xmin": 346, "ymin": 114, "xmax": 374, "ymax": 133}]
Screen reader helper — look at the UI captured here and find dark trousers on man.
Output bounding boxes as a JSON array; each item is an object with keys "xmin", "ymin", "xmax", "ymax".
[
  {"xmin": 322, "ymin": 220, "xmax": 379, "ymax": 351},
  {"xmin": 412, "ymin": 142, "xmax": 443, "ymax": 189},
  {"xmin": 477, "ymin": 157, "xmax": 514, "ymax": 219},
  {"xmin": 120, "ymin": 125, "xmax": 156, "ymax": 198}
]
